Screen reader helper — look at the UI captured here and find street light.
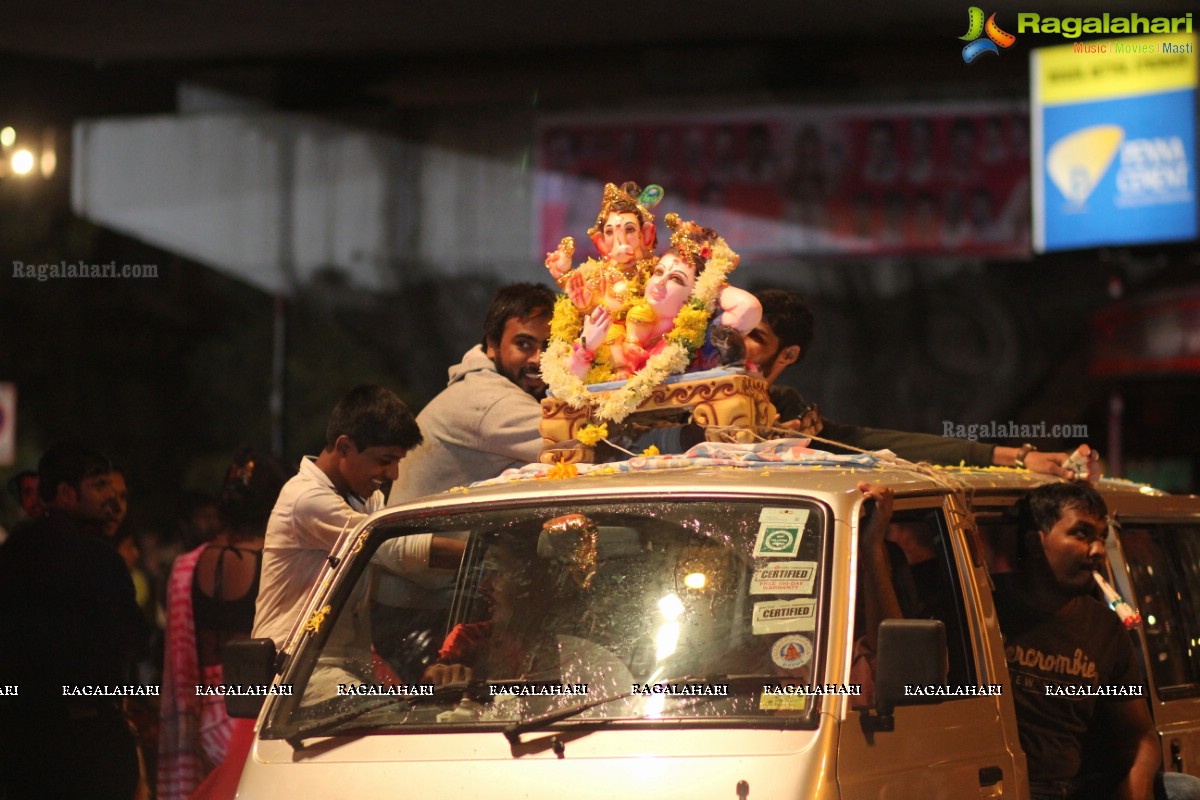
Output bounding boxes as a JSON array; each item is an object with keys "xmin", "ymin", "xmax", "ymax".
[
  {"xmin": 11, "ymin": 149, "xmax": 34, "ymax": 176},
  {"xmin": 0, "ymin": 126, "xmax": 57, "ymax": 179}
]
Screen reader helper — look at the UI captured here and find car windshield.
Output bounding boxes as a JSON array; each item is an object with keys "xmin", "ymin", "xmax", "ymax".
[{"xmin": 265, "ymin": 498, "xmax": 829, "ymax": 741}]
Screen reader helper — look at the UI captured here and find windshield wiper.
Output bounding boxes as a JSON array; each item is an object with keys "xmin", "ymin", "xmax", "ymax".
[
  {"xmin": 502, "ymin": 674, "xmax": 769, "ymax": 746},
  {"xmin": 286, "ymin": 681, "xmax": 486, "ymax": 748}
]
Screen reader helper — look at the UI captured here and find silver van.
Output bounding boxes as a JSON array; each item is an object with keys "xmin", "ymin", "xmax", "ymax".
[{"xmin": 227, "ymin": 462, "xmax": 1200, "ymax": 799}]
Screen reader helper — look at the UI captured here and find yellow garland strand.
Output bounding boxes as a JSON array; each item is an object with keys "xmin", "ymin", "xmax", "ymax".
[
  {"xmin": 544, "ymin": 461, "xmax": 579, "ymax": 480},
  {"xmin": 667, "ymin": 303, "xmax": 710, "ymax": 351},
  {"xmin": 550, "ymin": 295, "xmax": 585, "ymax": 343},
  {"xmin": 576, "ymin": 423, "xmax": 608, "ymax": 446}
]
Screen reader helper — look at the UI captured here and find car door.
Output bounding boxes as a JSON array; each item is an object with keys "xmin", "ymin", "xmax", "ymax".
[
  {"xmin": 837, "ymin": 494, "xmax": 1027, "ymax": 800},
  {"xmin": 1108, "ymin": 516, "xmax": 1200, "ymax": 777}
]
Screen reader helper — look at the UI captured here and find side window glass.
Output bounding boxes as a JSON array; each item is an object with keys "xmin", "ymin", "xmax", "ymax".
[
  {"xmin": 975, "ymin": 507, "xmax": 1196, "ymax": 698},
  {"xmin": 856, "ymin": 508, "xmax": 977, "ymax": 692},
  {"xmin": 973, "ymin": 511, "xmax": 1021, "ymax": 577},
  {"xmin": 1119, "ymin": 524, "xmax": 1200, "ymax": 699}
]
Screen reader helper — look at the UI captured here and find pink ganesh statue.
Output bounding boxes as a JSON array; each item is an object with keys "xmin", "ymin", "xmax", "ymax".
[{"xmin": 538, "ymin": 183, "xmax": 774, "ymax": 459}]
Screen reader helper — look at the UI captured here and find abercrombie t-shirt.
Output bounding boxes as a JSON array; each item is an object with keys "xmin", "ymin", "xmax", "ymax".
[{"xmin": 993, "ymin": 577, "xmax": 1143, "ymax": 782}]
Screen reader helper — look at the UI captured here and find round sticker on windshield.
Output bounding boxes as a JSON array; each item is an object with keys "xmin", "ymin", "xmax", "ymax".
[{"xmin": 771, "ymin": 635, "xmax": 813, "ymax": 670}]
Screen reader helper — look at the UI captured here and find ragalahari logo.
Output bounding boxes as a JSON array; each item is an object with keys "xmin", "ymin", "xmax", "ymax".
[{"xmin": 960, "ymin": 7, "xmax": 1017, "ymax": 62}]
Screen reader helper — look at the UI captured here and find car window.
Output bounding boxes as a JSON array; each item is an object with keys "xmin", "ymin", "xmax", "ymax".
[
  {"xmin": 855, "ymin": 507, "xmax": 977, "ymax": 696},
  {"xmin": 1117, "ymin": 523, "xmax": 1200, "ymax": 700},
  {"xmin": 265, "ymin": 499, "xmax": 830, "ymax": 740},
  {"xmin": 974, "ymin": 506, "xmax": 1200, "ymax": 700}
]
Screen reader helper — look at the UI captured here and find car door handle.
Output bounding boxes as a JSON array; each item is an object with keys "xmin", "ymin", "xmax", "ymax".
[{"xmin": 979, "ymin": 766, "xmax": 1004, "ymax": 798}]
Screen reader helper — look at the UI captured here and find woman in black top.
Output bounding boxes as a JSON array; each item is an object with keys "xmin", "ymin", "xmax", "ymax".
[{"xmin": 158, "ymin": 448, "xmax": 287, "ymax": 800}]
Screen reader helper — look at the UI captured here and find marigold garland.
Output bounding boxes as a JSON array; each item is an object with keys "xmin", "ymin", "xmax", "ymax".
[
  {"xmin": 666, "ymin": 302, "xmax": 711, "ymax": 351},
  {"xmin": 544, "ymin": 461, "xmax": 579, "ymax": 480},
  {"xmin": 595, "ymin": 342, "xmax": 691, "ymax": 422},
  {"xmin": 583, "ymin": 362, "xmax": 616, "ymax": 384},
  {"xmin": 550, "ymin": 295, "xmax": 585, "ymax": 343},
  {"xmin": 576, "ymin": 423, "xmax": 608, "ymax": 447}
]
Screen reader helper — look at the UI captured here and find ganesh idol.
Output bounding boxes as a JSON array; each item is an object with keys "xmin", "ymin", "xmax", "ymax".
[
  {"xmin": 545, "ymin": 182, "xmax": 664, "ymax": 374},
  {"xmin": 556, "ymin": 211, "xmax": 761, "ymax": 383}
]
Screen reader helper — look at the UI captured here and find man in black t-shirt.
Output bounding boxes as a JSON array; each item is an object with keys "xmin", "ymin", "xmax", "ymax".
[
  {"xmin": 0, "ymin": 443, "xmax": 148, "ymax": 800},
  {"xmin": 995, "ymin": 483, "xmax": 1158, "ymax": 800}
]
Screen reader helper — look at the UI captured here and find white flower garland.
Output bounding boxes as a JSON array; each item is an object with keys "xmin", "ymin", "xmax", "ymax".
[
  {"xmin": 541, "ymin": 235, "xmax": 739, "ymax": 424},
  {"xmin": 542, "ymin": 339, "xmax": 595, "ymax": 409},
  {"xmin": 597, "ymin": 343, "xmax": 691, "ymax": 422},
  {"xmin": 690, "ymin": 237, "xmax": 736, "ymax": 312}
]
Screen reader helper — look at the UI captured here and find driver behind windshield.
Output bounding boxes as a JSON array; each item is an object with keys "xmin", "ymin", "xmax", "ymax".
[{"xmin": 423, "ymin": 532, "xmax": 563, "ymax": 687}]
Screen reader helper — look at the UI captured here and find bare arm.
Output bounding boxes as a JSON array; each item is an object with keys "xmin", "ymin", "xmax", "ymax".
[
  {"xmin": 991, "ymin": 447, "xmax": 1070, "ymax": 477},
  {"xmin": 1106, "ymin": 698, "xmax": 1161, "ymax": 800},
  {"xmin": 856, "ymin": 482, "xmax": 901, "ymax": 652},
  {"xmin": 374, "ymin": 534, "xmax": 466, "ymax": 574},
  {"xmin": 430, "ymin": 536, "xmax": 467, "ymax": 569}
]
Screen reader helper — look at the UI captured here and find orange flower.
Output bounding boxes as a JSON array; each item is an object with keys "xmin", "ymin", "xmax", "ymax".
[{"xmin": 546, "ymin": 461, "xmax": 579, "ymax": 480}]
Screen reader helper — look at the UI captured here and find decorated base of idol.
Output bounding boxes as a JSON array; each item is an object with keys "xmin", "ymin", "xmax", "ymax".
[
  {"xmin": 539, "ymin": 182, "xmax": 778, "ymax": 464},
  {"xmin": 539, "ymin": 370, "xmax": 777, "ymax": 464}
]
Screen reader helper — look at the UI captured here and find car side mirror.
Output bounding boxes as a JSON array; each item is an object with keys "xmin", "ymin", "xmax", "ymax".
[
  {"xmin": 867, "ymin": 619, "xmax": 948, "ymax": 732},
  {"xmin": 222, "ymin": 638, "xmax": 278, "ymax": 719}
]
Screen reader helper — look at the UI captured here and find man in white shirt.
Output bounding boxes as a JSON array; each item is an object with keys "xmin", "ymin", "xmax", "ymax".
[{"xmin": 253, "ymin": 385, "xmax": 461, "ymax": 649}]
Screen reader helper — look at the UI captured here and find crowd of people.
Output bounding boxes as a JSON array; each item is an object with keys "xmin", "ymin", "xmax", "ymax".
[{"xmin": 0, "ymin": 181, "xmax": 1154, "ymax": 800}]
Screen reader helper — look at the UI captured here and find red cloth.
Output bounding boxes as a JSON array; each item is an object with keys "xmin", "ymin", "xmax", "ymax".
[
  {"xmin": 438, "ymin": 622, "xmax": 538, "ymax": 677},
  {"xmin": 189, "ymin": 717, "xmax": 254, "ymax": 800},
  {"xmin": 157, "ymin": 545, "xmax": 208, "ymax": 800},
  {"xmin": 438, "ymin": 621, "xmax": 491, "ymax": 663},
  {"xmin": 372, "ymin": 649, "xmax": 405, "ymax": 685}
]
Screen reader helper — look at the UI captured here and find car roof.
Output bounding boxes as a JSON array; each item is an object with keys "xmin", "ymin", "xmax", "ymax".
[{"xmin": 381, "ymin": 460, "xmax": 1200, "ymax": 521}]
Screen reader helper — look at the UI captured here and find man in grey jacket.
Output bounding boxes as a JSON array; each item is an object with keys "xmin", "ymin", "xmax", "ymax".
[{"xmin": 390, "ymin": 283, "xmax": 555, "ymax": 504}]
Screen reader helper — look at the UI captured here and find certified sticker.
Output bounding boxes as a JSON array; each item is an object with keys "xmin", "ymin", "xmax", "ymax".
[
  {"xmin": 759, "ymin": 692, "xmax": 807, "ymax": 711},
  {"xmin": 770, "ymin": 635, "xmax": 813, "ymax": 670},
  {"xmin": 752, "ymin": 599, "xmax": 817, "ymax": 634},
  {"xmin": 753, "ymin": 524, "xmax": 803, "ymax": 558},
  {"xmin": 750, "ymin": 561, "xmax": 816, "ymax": 594}
]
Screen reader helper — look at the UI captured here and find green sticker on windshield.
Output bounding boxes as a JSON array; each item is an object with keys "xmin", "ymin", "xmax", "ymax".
[{"xmin": 754, "ymin": 524, "xmax": 802, "ymax": 558}]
